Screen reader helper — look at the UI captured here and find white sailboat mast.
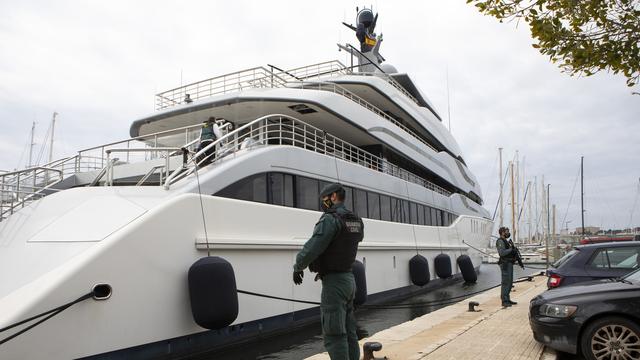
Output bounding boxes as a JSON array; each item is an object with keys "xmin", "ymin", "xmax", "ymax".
[
  {"xmin": 515, "ymin": 150, "xmax": 520, "ymax": 242},
  {"xmin": 510, "ymin": 161, "xmax": 516, "ymax": 241},
  {"xmin": 48, "ymin": 112, "xmax": 58, "ymax": 164},
  {"xmin": 28, "ymin": 121, "xmax": 36, "ymax": 168},
  {"xmin": 528, "ymin": 180, "xmax": 533, "ymax": 243},
  {"xmin": 498, "ymin": 147, "xmax": 503, "ymax": 228}
]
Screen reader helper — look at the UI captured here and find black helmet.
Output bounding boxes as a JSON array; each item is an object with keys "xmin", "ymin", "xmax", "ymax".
[{"xmin": 320, "ymin": 183, "xmax": 345, "ymax": 198}]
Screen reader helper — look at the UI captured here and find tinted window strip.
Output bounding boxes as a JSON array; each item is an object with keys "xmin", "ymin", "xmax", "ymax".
[{"xmin": 215, "ymin": 172, "xmax": 459, "ymax": 227}]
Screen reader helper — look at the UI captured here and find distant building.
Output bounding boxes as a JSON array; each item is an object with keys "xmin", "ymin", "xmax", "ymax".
[{"xmin": 574, "ymin": 226, "xmax": 601, "ymax": 235}]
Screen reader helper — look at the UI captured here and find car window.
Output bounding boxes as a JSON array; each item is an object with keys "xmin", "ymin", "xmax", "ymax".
[
  {"xmin": 553, "ymin": 249, "xmax": 579, "ymax": 268},
  {"xmin": 588, "ymin": 249, "xmax": 610, "ymax": 268},
  {"xmin": 607, "ymin": 247, "xmax": 640, "ymax": 269},
  {"xmin": 625, "ymin": 268, "xmax": 640, "ymax": 284}
]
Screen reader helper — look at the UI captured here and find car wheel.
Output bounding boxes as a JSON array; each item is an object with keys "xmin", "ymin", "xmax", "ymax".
[{"xmin": 580, "ymin": 316, "xmax": 640, "ymax": 360}]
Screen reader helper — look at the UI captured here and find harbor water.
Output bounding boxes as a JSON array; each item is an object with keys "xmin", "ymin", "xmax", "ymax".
[{"xmin": 204, "ymin": 264, "xmax": 543, "ymax": 360}]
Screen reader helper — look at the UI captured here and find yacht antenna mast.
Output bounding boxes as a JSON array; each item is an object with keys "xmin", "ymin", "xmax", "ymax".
[{"xmin": 338, "ymin": 7, "xmax": 384, "ymax": 73}]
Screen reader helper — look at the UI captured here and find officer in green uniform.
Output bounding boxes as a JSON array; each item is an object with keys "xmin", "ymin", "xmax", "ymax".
[
  {"xmin": 293, "ymin": 183, "xmax": 364, "ymax": 360},
  {"xmin": 496, "ymin": 226, "xmax": 517, "ymax": 307},
  {"xmin": 196, "ymin": 117, "xmax": 218, "ymax": 165}
]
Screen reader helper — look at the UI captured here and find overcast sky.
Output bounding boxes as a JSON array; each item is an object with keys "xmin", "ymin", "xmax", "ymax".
[{"xmin": 1, "ymin": 1, "xmax": 639, "ymax": 233}]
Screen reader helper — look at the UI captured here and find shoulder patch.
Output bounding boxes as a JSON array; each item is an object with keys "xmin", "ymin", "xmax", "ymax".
[{"xmin": 344, "ymin": 220, "xmax": 363, "ymax": 233}]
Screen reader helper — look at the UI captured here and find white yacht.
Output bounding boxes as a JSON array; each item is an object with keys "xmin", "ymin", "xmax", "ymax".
[{"xmin": 0, "ymin": 8, "xmax": 492, "ymax": 359}]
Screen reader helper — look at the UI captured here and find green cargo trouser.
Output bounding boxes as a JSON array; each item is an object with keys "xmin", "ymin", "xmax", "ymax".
[
  {"xmin": 500, "ymin": 262, "xmax": 514, "ymax": 303},
  {"xmin": 321, "ymin": 272, "xmax": 359, "ymax": 360}
]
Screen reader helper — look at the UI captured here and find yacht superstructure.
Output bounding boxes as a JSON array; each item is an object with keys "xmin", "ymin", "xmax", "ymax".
[{"xmin": 0, "ymin": 8, "xmax": 492, "ymax": 359}]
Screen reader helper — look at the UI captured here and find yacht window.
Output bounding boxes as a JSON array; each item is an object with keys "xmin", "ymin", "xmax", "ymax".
[
  {"xmin": 423, "ymin": 206, "xmax": 431, "ymax": 225},
  {"xmin": 417, "ymin": 204, "xmax": 425, "ymax": 225},
  {"xmin": 217, "ymin": 172, "xmax": 451, "ymax": 227},
  {"xmin": 410, "ymin": 202, "xmax": 418, "ymax": 225},
  {"xmin": 401, "ymin": 200, "xmax": 410, "ymax": 223},
  {"xmin": 269, "ymin": 173, "xmax": 294, "ymax": 207},
  {"xmin": 217, "ymin": 173, "xmax": 267, "ymax": 203},
  {"xmin": 297, "ymin": 176, "xmax": 319, "ymax": 210},
  {"xmin": 269, "ymin": 173, "xmax": 284, "ymax": 206},
  {"xmin": 367, "ymin": 192, "xmax": 381, "ymax": 220},
  {"xmin": 391, "ymin": 198, "xmax": 402, "ymax": 222},
  {"xmin": 354, "ymin": 189, "xmax": 368, "ymax": 218},
  {"xmin": 284, "ymin": 174, "xmax": 294, "ymax": 207},
  {"xmin": 380, "ymin": 195, "xmax": 391, "ymax": 221},
  {"xmin": 343, "ymin": 186, "xmax": 354, "ymax": 211},
  {"xmin": 319, "ymin": 180, "xmax": 331, "ymax": 193}
]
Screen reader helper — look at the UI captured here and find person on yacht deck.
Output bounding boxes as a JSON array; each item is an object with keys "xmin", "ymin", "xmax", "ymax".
[{"xmin": 195, "ymin": 117, "xmax": 218, "ymax": 165}]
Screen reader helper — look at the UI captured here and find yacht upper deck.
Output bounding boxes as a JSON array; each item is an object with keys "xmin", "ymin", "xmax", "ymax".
[{"xmin": 154, "ymin": 60, "xmax": 423, "ymax": 111}]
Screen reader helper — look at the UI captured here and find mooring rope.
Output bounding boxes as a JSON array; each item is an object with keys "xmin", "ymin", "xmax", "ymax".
[
  {"xmin": 0, "ymin": 292, "xmax": 94, "ymax": 346},
  {"xmin": 236, "ymin": 273, "xmax": 544, "ymax": 310}
]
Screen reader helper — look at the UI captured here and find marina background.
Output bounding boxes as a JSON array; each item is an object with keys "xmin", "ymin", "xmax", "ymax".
[{"xmin": 1, "ymin": 0, "xmax": 638, "ymax": 234}]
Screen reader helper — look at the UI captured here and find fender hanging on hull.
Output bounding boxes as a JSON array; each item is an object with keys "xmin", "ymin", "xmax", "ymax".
[{"xmin": 188, "ymin": 256, "xmax": 239, "ymax": 330}]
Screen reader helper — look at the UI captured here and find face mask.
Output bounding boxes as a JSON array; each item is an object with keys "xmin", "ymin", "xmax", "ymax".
[
  {"xmin": 321, "ymin": 198, "xmax": 333, "ymax": 212},
  {"xmin": 504, "ymin": 232, "xmax": 511, "ymax": 239}
]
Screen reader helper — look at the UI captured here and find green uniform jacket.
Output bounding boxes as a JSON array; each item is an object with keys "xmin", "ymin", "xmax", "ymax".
[
  {"xmin": 293, "ymin": 204, "xmax": 345, "ymax": 272},
  {"xmin": 496, "ymin": 237, "xmax": 514, "ymax": 264},
  {"xmin": 201, "ymin": 123, "xmax": 216, "ymax": 141}
]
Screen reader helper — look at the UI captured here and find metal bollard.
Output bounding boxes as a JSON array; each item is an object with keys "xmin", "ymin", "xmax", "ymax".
[
  {"xmin": 468, "ymin": 301, "xmax": 480, "ymax": 312},
  {"xmin": 363, "ymin": 341, "xmax": 383, "ymax": 360}
]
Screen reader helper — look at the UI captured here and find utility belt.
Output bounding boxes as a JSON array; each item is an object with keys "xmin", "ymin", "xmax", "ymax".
[
  {"xmin": 498, "ymin": 257, "xmax": 516, "ymax": 265},
  {"xmin": 314, "ymin": 270, "xmax": 351, "ymax": 281}
]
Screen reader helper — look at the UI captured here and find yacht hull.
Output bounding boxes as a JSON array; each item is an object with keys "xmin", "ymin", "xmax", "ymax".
[{"xmin": 0, "ymin": 193, "xmax": 490, "ymax": 359}]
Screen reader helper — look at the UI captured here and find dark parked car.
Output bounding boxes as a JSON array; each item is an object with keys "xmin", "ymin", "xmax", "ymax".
[
  {"xmin": 547, "ymin": 242, "xmax": 640, "ymax": 289},
  {"xmin": 530, "ymin": 268, "xmax": 640, "ymax": 359}
]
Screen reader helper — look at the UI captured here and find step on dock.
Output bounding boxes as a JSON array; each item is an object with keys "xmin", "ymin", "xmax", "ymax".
[{"xmin": 306, "ymin": 275, "xmax": 556, "ymax": 360}]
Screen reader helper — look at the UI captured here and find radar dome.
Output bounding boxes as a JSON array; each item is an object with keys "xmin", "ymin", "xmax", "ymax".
[
  {"xmin": 380, "ymin": 64, "xmax": 398, "ymax": 74},
  {"xmin": 357, "ymin": 9, "xmax": 374, "ymax": 27}
]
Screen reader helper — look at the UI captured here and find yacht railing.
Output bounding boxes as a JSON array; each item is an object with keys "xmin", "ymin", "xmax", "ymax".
[
  {"xmin": 0, "ymin": 167, "xmax": 63, "ymax": 221},
  {"xmin": 272, "ymin": 60, "xmax": 350, "ymax": 81},
  {"xmin": 351, "ymin": 71, "xmax": 420, "ymax": 105},
  {"xmin": 76, "ymin": 123, "xmax": 203, "ymax": 169},
  {"xmin": 155, "ymin": 67, "xmax": 289, "ymax": 110},
  {"xmin": 102, "ymin": 147, "xmax": 182, "ymax": 186},
  {"xmin": 155, "ymin": 60, "xmax": 421, "ymax": 111},
  {"xmin": 165, "ymin": 114, "xmax": 451, "ymax": 197},
  {"xmin": 294, "ymin": 82, "xmax": 436, "ymax": 152},
  {"xmin": 277, "ymin": 60, "xmax": 420, "ymax": 105},
  {"xmin": 0, "ymin": 113, "xmax": 451, "ymax": 220},
  {"xmin": 152, "ymin": 60, "xmax": 433, "ymax": 157}
]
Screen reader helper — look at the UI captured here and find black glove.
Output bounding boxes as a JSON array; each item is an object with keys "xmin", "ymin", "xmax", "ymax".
[{"xmin": 293, "ymin": 270, "xmax": 304, "ymax": 285}]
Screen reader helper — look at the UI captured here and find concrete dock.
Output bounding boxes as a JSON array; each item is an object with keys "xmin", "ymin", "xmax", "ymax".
[{"xmin": 306, "ymin": 275, "xmax": 555, "ymax": 360}]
